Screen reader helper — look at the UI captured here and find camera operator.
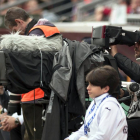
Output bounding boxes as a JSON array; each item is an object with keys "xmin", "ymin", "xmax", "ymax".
[
  {"xmin": 110, "ymin": 44, "xmax": 140, "ymax": 140},
  {"xmin": 4, "ymin": 6, "xmax": 62, "ymax": 140}
]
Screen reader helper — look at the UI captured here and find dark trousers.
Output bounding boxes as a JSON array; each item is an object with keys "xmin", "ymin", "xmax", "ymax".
[
  {"xmin": 1, "ymin": 130, "xmax": 11, "ymax": 140},
  {"xmin": 127, "ymin": 118, "xmax": 140, "ymax": 140},
  {"xmin": 0, "ymin": 130, "xmax": 4, "ymax": 140},
  {"xmin": 10, "ymin": 125, "xmax": 22, "ymax": 140},
  {"xmin": 0, "ymin": 130, "xmax": 11, "ymax": 140},
  {"xmin": 22, "ymin": 103, "xmax": 44, "ymax": 140}
]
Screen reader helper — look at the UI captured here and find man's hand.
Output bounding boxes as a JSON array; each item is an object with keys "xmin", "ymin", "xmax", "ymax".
[
  {"xmin": 110, "ymin": 45, "xmax": 118, "ymax": 57},
  {"xmin": 0, "ymin": 105, "xmax": 2, "ymax": 110},
  {"xmin": 0, "ymin": 86, "xmax": 4, "ymax": 95},
  {"xmin": 120, "ymin": 89, "xmax": 125, "ymax": 98},
  {"xmin": 0, "ymin": 116, "xmax": 19, "ymax": 131},
  {"xmin": 0, "ymin": 112, "xmax": 7, "ymax": 121},
  {"xmin": 0, "ymin": 105, "xmax": 3, "ymax": 114},
  {"xmin": 0, "ymin": 112, "xmax": 8, "ymax": 130}
]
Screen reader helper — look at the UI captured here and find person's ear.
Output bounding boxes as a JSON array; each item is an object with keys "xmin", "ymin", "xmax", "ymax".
[
  {"xmin": 15, "ymin": 19, "xmax": 23, "ymax": 25},
  {"xmin": 103, "ymin": 86, "xmax": 110, "ymax": 93}
]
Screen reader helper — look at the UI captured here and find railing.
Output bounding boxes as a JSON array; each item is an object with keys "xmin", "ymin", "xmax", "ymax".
[
  {"xmin": 0, "ymin": 0, "xmax": 74, "ymax": 21},
  {"xmin": 76, "ymin": 0, "xmax": 116, "ymax": 21},
  {"xmin": 127, "ymin": 14, "xmax": 140, "ymax": 25},
  {"xmin": 53, "ymin": 22, "xmax": 140, "ymax": 33},
  {"xmin": 0, "ymin": 0, "xmax": 29, "ymax": 11}
]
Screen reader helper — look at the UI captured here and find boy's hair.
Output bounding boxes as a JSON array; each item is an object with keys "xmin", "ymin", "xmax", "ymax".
[
  {"xmin": 86, "ymin": 65, "xmax": 120, "ymax": 95},
  {"xmin": 4, "ymin": 7, "xmax": 30, "ymax": 28}
]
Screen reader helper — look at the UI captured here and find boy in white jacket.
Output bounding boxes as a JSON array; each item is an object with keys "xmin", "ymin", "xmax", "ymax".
[{"xmin": 65, "ymin": 65, "xmax": 128, "ymax": 140}]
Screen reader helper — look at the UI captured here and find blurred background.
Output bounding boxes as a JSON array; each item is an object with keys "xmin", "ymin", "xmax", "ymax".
[{"xmin": 1, "ymin": 0, "xmax": 140, "ymax": 81}]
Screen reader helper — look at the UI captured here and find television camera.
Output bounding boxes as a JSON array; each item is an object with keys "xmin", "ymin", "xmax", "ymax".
[{"xmin": 92, "ymin": 25, "xmax": 140, "ymax": 49}]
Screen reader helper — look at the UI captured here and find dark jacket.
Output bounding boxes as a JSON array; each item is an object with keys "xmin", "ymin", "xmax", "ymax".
[
  {"xmin": 42, "ymin": 38, "xmax": 104, "ymax": 140},
  {"xmin": 0, "ymin": 90, "xmax": 9, "ymax": 109},
  {"xmin": 114, "ymin": 53, "xmax": 140, "ymax": 83}
]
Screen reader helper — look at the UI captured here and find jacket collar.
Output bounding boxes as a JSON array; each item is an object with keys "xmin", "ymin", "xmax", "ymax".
[
  {"xmin": 94, "ymin": 93, "xmax": 109, "ymax": 104},
  {"xmin": 24, "ymin": 19, "xmax": 37, "ymax": 35}
]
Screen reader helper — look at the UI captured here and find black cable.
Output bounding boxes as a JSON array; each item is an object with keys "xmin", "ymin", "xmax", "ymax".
[
  {"xmin": 118, "ymin": 96, "xmax": 131, "ymax": 102},
  {"xmin": 122, "ymin": 107, "xmax": 129, "ymax": 113}
]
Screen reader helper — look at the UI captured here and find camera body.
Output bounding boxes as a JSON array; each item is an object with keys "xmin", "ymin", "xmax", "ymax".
[{"xmin": 92, "ymin": 25, "xmax": 140, "ymax": 49}]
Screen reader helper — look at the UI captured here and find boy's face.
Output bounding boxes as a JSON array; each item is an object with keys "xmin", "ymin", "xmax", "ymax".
[{"xmin": 87, "ymin": 82, "xmax": 109, "ymax": 98}]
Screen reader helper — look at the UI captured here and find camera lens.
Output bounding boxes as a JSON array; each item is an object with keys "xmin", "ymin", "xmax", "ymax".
[{"xmin": 129, "ymin": 83, "xmax": 139, "ymax": 92}]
